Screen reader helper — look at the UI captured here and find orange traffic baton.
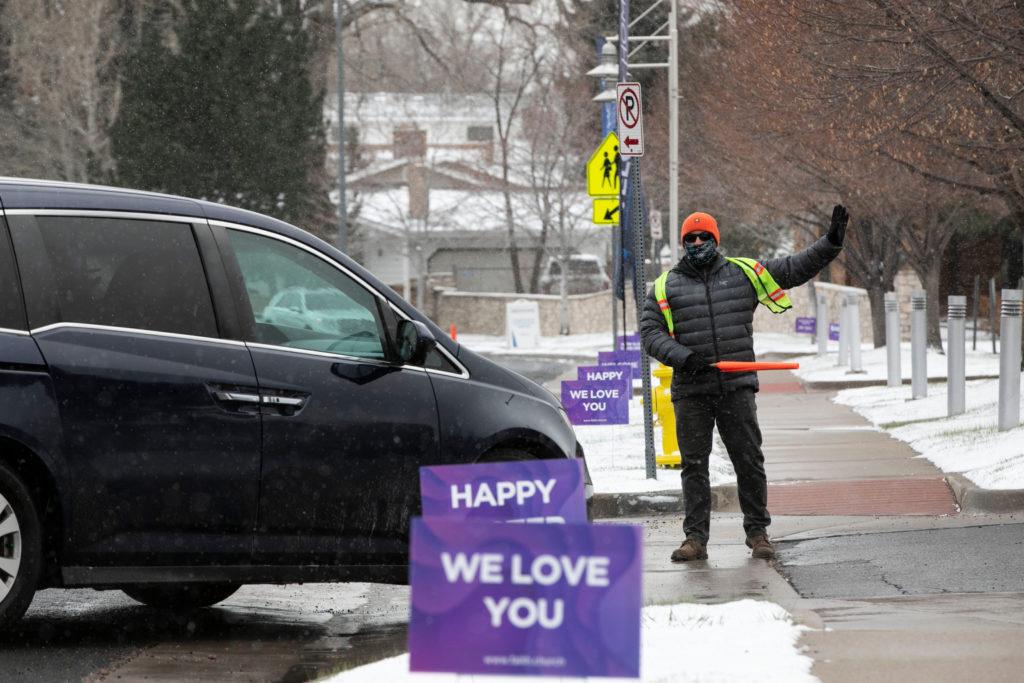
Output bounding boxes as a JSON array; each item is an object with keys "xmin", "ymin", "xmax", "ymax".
[{"xmin": 713, "ymin": 361, "xmax": 800, "ymax": 372}]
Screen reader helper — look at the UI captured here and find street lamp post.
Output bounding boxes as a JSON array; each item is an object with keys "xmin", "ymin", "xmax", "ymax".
[
  {"xmin": 588, "ymin": 42, "xmax": 620, "ymax": 351},
  {"xmin": 335, "ymin": 0, "xmax": 348, "ymax": 254},
  {"xmin": 602, "ymin": 0, "xmax": 680, "ymax": 262}
]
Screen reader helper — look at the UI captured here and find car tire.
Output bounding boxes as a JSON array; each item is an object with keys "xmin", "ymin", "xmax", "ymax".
[
  {"xmin": 122, "ymin": 582, "xmax": 241, "ymax": 610},
  {"xmin": 0, "ymin": 461, "xmax": 43, "ymax": 630}
]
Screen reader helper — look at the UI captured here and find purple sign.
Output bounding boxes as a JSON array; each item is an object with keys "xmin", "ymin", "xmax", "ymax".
[
  {"xmin": 561, "ymin": 377, "xmax": 630, "ymax": 425},
  {"xmin": 420, "ymin": 459, "xmax": 586, "ymax": 524},
  {"xmin": 617, "ymin": 333, "xmax": 641, "ymax": 352},
  {"xmin": 577, "ymin": 364, "xmax": 632, "ymax": 383},
  {"xmin": 409, "ymin": 518, "xmax": 642, "ymax": 678},
  {"xmin": 795, "ymin": 316, "xmax": 816, "ymax": 334},
  {"xmin": 598, "ymin": 349, "xmax": 641, "ymax": 377},
  {"xmin": 829, "ymin": 322, "xmax": 840, "ymax": 341}
]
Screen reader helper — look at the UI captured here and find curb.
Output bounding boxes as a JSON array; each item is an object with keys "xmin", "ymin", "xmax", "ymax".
[
  {"xmin": 593, "ymin": 476, "xmax": 1024, "ymax": 518},
  {"xmin": 802, "ymin": 373, "xmax": 1000, "ymax": 391},
  {"xmin": 945, "ymin": 474, "xmax": 1024, "ymax": 514},
  {"xmin": 591, "ymin": 484, "xmax": 738, "ymax": 518}
]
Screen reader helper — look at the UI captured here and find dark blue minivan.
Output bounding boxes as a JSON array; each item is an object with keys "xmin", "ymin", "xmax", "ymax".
[{"xmin": 0, "ymin": 178, "xmax": 589, "ymax": 626}]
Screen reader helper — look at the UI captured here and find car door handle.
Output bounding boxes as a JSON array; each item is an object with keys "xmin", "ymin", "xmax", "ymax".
[
  {"xmin": 212, "ymin": 390, "xmax": 262, "ymax": 404},
  {"xmin": 261, "ymin": 395, "xmax": 305, "ymax": 408}
]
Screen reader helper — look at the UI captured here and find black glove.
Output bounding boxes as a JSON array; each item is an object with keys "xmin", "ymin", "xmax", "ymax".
[
  {"xmin": 680, "ymin": 354, "xmax": 710, "ymax": 376},
  {"xmin": 827, "ymin": 204, "xmax": 849, "ymax": 246}
]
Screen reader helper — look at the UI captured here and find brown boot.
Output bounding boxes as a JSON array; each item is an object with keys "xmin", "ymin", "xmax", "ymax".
[
  {"xmin": 746, "ymin": 534, "xmax": 775, "ymax": 560},
  {"xmin": 670, "ymin": 537, "xmax": 708, "ymax": 562}
]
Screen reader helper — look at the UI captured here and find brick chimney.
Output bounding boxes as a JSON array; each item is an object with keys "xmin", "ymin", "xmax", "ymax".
[{"xmin": 406, "ymin": 163, "xmax": 429, "ymax": 220}]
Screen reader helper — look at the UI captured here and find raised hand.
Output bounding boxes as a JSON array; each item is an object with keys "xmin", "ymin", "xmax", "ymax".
[{"xmin": 827, "ymin": 204, "xmax": 849, "ymax": 246}]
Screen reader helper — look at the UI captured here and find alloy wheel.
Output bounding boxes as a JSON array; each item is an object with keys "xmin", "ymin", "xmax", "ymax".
[{"xmin": 0, "ymin": 492, "xmax": 21, "ymax": 602}]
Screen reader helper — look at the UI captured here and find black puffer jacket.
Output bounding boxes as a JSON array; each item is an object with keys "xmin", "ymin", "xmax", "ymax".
[{"xmin": 640, "ymin": 235, "xmax": 841, "ymax": 398}]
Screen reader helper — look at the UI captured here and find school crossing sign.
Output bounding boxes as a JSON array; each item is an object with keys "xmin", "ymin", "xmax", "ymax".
[{"xmin": 585, "ymin": 132, "xmax": 621, "ymax": 198}]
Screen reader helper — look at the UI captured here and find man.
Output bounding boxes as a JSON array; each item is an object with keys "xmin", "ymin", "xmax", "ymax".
[{"xmin": 640, "ymin": 206, "xmax": 848, "ymax": 561}]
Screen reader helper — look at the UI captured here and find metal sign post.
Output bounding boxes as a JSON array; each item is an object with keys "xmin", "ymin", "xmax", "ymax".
[{"xmin": 618, "ymin": 0, "xmax": 656, "ymax": 480}]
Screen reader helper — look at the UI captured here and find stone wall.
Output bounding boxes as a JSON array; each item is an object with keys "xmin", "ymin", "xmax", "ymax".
[
  {"xmin": 433, "ymin": 269, "xmax": 928, "ymax": 342},
  {"xmin": 893, "ymin": 266, "xmax": 924, "ymax": 339},
  {"xmin": 752, "ymin": 281, "xmax": 873, "ymax": 341},
  {"xmin": 433, "ymin": 288, "xmax": 637, "ymax": 337},
  {"xmin": 751, "ymin": 266, "xmax": 924, "ymax": 343}
]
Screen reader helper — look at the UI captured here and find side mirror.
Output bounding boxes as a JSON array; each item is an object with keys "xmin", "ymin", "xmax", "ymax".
[{"xmin": 396, "ymin": 319, "xmax": 436, "ymax": 366}]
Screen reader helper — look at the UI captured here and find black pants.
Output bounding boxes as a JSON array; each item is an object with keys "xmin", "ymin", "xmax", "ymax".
[{"xmin": 673, "ymin": 388, "xmax": 770, "ymax": 544}]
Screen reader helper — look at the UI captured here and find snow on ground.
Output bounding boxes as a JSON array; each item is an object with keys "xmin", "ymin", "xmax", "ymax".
[
  {"xmin": 462, "ymin": 331, "xmax": 825, "ymax": 359},
  {"xmin": 458, "ymin": 332, "xmax": 612, "ymax": 359},
  {"xmin": 835, "ymin": 377, "xmax": 1024, "ymax": 489},
  {"xmin": 753, "ymin": 332, "xmax": 824, "ymax": 356},
  {"xmin": 323, "ymin": 599, "xmax": 815, "ymax": 683},
  {"xmin": 791, "ymin": 341, "xmax": 1001, "ymax": 384},
  {"xmin": 217, "ymin": 583, "xmax": 375, "ymax": 624},
  {"xmin": 577, "ymin": 398, "xmax": 736, "ymax": 494}
]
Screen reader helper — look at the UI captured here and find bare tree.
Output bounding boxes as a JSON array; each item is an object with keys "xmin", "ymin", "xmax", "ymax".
[
  {"xmin": 2, "ymin": 0, "xmax": 125, "ymax": 183},
  {"xmin": 518, "ymin": 74, "xmax": 592, "ymax": 327}
]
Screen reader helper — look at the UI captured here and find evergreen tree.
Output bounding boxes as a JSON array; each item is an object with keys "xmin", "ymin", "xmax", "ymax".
[{"xmin": 113, "ymin": 0, "xmax": 327, "ymax": 233}]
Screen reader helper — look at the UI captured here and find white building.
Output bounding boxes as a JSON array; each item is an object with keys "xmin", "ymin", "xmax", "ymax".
[{"xmin": 327, "ymin": 93, "xmax": 610, "ymax": 302}]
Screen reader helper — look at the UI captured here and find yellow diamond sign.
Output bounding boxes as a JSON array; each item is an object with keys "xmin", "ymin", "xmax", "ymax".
[
  {"xmin": 592, "ymin": 198, "xmax": 620, "ymax": 225},
  {"xmin": 586, "ymin": 132, "xmax": 621, "ymax": 197}
]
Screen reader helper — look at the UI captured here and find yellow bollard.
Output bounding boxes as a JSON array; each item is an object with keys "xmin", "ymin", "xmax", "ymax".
[{"xmin": 652, "ymin": 364, "xmax": 681, "ymax": 468}]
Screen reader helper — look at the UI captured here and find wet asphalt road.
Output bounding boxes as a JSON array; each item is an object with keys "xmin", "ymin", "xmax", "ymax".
[
  {"xmin": 777, "ymin": 523, "xmax": 1024, "ymax": 599},
  {"xmin": 4, "ymin": 583, "xmax": 409, "ymax": 682}
]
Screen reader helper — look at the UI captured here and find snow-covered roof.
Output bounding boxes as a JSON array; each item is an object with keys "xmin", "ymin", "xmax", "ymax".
[
  {"xmin": 326, "ymin": 92, "xmax": 493, "ymax": 127},
  {"xmin": 352, "ymin": 186, "xmax": 596, "ymax": 237}
]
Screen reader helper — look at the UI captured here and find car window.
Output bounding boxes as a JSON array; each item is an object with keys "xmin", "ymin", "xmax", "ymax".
[
  {"xmin": 30, "ymin": 216, "xmax": 217, "ymax": 337},
  {"xmin": 0, "ymin": 221, "xmax": 26, "ymax": 330},
  {"xmin": 569, "ymin": 259, "xmax": 601, "ymax": 275},
  {"xmin": 228, "ymin": 229, "xmax": 387, "ymax": 360}
]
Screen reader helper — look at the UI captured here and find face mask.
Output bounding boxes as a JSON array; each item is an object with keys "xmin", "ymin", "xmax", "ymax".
[{"xmin": 684, "ymin": 239, "xmax": 718, "ymax": 267}]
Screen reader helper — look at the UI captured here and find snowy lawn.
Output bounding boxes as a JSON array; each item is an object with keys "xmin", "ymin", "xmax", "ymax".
[
  {"xmin": 459, "ymin": 332, "xmax": 613, "ymax": 359},
  {"xmin": 322, "ymin": 599, "xmax": 815, "ymax": 683},
  {"xmin": 791, "ymin": 341, "xmax": 1001, "ymax": 384},
  {"xmin": 462, "ymin": 331, "xmax": 825, "ymax": 359},
  {"xmin": 835, "ymin": 376, "xmax": 1024, "ymax": 489},
  {"xmin": 576, "ymin": 398, "xmax": 736, "ymax": 494}
]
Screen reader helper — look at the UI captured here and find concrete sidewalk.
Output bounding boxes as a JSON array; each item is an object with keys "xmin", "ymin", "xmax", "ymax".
[
  {"xmin": 591, "ymin": 367, "xmax": 1022, "ymax": 516},
  {"xmin": 624, "ymin": 511, "xmax": 1024, "ymax": 683}
]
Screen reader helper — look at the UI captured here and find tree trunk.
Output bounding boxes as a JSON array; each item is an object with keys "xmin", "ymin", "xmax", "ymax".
[
  {"xmin": 500, "ymin": 155, "xmax": 524, "ymax": 293},
  {"xmin": 528, "ymin": 217, "xmax": 549, "ymax": 294},
  {"xmin": 866, "ymin": 284, "xmax": 887, "ymax": 348},
  {"xmin": 923, "ymin": 264, "xmax": 944, "ymax": 352},
  {"xmin": 559, "ymin": 245, "xmax": 570, "ymax": 335}
]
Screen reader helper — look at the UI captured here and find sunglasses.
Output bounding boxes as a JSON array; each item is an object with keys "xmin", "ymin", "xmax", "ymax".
[{"xmin": 684, "ymin": 231, "xmax": 715, "ymax": 244}]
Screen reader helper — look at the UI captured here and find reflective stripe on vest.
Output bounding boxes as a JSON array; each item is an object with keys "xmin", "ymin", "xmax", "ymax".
[
  {"xmin": 654, "ymin": 271, "xmax": 674, "ymax": 334},
  {"xmin": 652, "ymin": 258, "xmax": 792, "ymax": 335},
  {"xmin": 724, "ymin": 257, "xmax": 793, "ymax": 314}
]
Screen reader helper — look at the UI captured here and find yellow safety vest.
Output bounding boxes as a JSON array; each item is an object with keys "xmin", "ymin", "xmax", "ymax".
[{"xmin": 653, "ymin": 257, "xmax": 793, "ymax": 334}]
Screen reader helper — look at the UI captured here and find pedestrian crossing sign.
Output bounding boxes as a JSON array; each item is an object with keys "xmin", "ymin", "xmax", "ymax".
[{"xmin": 586, "ymin": 132, "xmax": 621, "ymax": 198}]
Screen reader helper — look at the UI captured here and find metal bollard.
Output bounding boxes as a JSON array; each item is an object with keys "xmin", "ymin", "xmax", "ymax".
[
  {"xmin": 885, "ymin": 292, "xmax": 901, "ymax": 388},
  {"xmin": 947, "ymin": 295, "xmax": 967, "ymax": 416},
  {"xmin": 847, "ymin": 293, "xmax": 864, "ymax": 373},
  {"xmin": 998, "ymin": 289, "xmax": 1022, "ymax": 431},
  {"xmin": 837, "ymin": 297, "xmax": 850, "ymax": 366},
  {"xmin": 911, "ymin": 289, "xmax": 927, "ymax": 399},
  {"xmin": 816, "ymin": 293, "xmax": 828, "ymax": 356}
]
